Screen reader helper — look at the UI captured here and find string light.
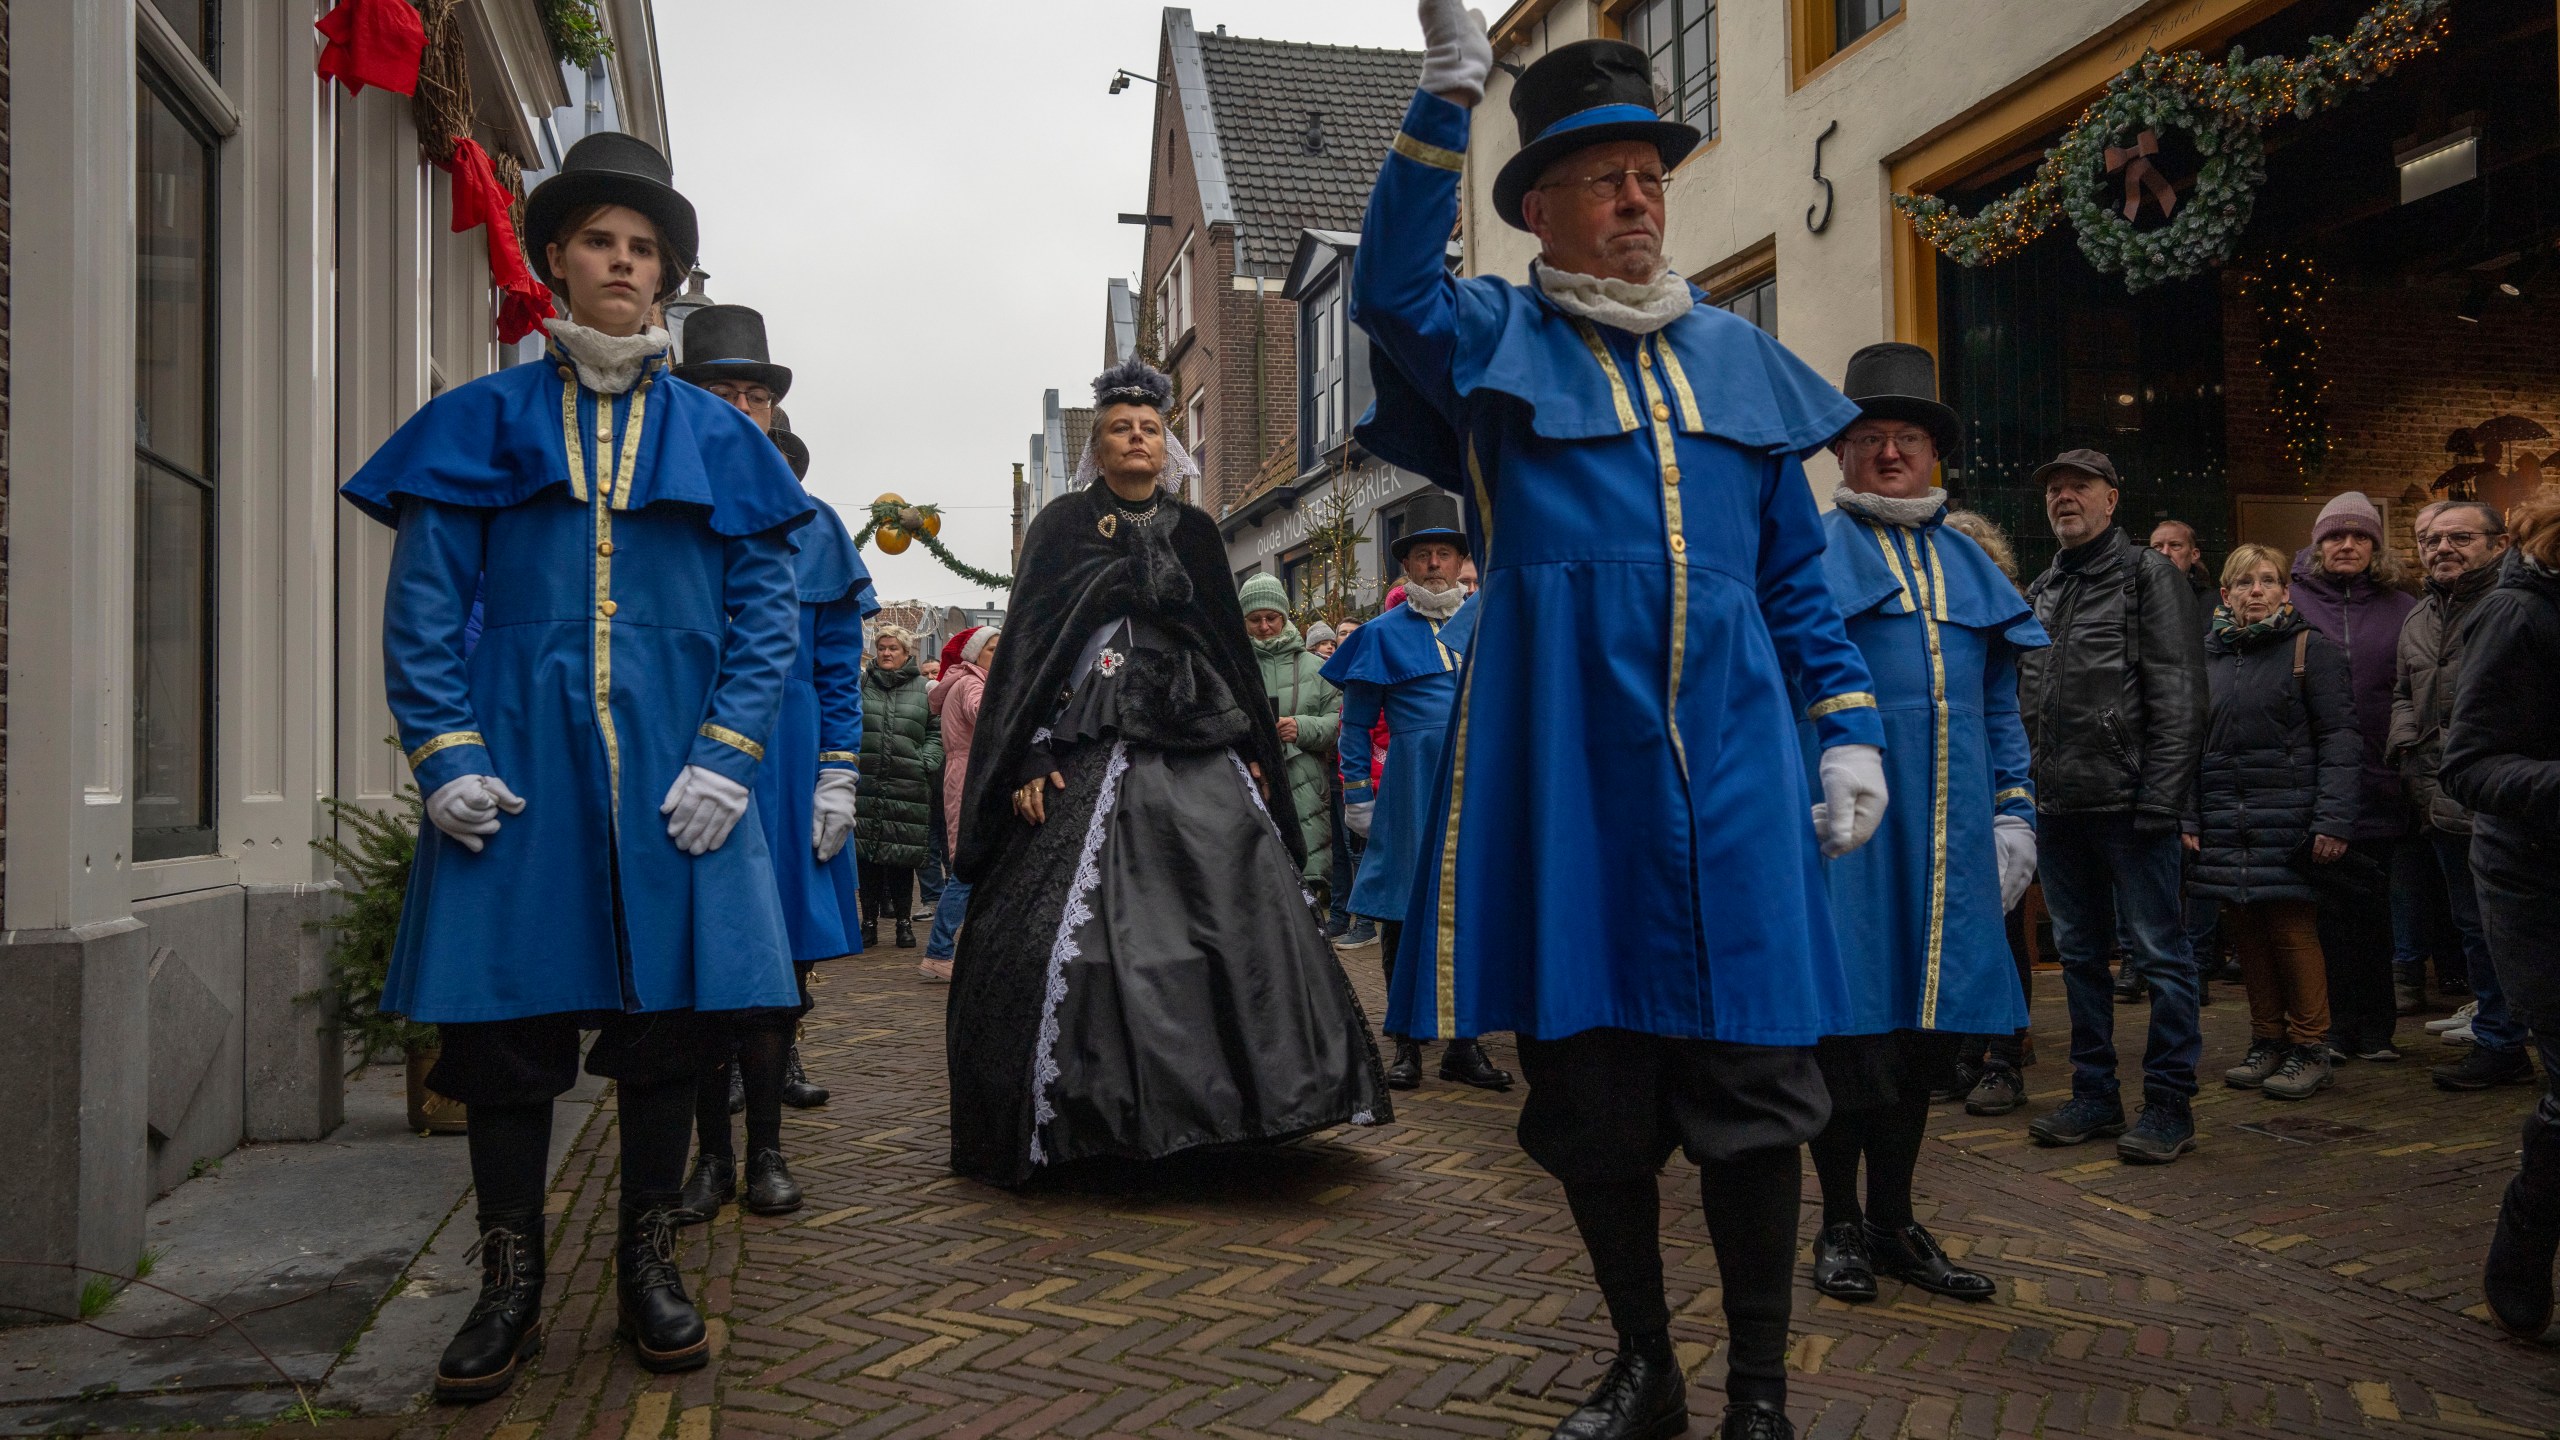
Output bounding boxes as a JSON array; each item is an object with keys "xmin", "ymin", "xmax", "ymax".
[
  {"xmin": 2242, "ymin": 253, "xmax": 2331, "ymax": 479},
  {"xmin": 1894, "ymin": 0, "xmax": 2452, "ymax": 280}
]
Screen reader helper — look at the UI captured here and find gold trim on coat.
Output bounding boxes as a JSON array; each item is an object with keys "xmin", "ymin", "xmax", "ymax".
[
  {"xmin": 1634, "ymin": 335, "xmax": 1691, "ymax": 780},
  {"xmin": 1806, "ymin": 691, "xmax": 1877, "ymax": 719},
  {"xmin": 407, "ymin": 732, "xmax": 486, "ymax": 768},
  {"xmin": 819, "ymin": 750, "xmax": 859, "ymax": 764},
  {"xmin": 591, "ymin": 395, "xmax": 624, "ymax": 817},
  {"xmin": 1432, "ymin": 657, "xmax": 1477, "ymax": 1041},
  {"xmin": 1995, "ymin": 785, "xmax": 2032, "ymax": 806},
  {"xmin": 1392, "ymin": 131, "xmax": 1466, "ymax": 172},
  {"xmin": 1572, "ymin": 320, "xmax": 1640, "ymax": 432},
  {"xmin": 698, "ymin": 723, "xmax": 765, "ymax": 762},
  {"xmin": 1655, "ymin": 342, "xmax": 1706, "ymax": 432},
  {"xmin": 1870, "ymin": 522, "xmax": 1955, "ymax": 1030}
]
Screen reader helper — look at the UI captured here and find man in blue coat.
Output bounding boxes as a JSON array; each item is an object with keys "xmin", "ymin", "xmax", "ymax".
[
  {"xmin": 1354, "ymin": 11, "xmax": 1888, "ymax": 1439},
  {"xmin": 1798, "ymin": 345, "xmax": 2046, "ymax": 1310},
  {"xmin": 1324, "ymin": 494, "xmax": 1511, "ymax": 1094},
  {"xmin": 341, "ymin": 134, "xmax": 808, "ymax": 1403}
]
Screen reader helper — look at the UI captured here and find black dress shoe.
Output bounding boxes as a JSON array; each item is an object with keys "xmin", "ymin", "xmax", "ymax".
[
  {"xmin": 615, "ymin": 1204, "xmax": 709, "ymax": 1372},
  {"xmin": 1864, "ymin": 1221, "xmax": 1996, "ymax": 1301},
  {"xmin": 780, "ymin": 1043, "xmax": 829, "ymax": 1109},
  {"xmin": 1386, "ymin": 1038, "xmax": 1424, "ymax": 1090},
  {"xmin": 861, "ymin": 919, "xmax": 879, "ymax": 950},
  {"xmin": 1810, "ymin": 1220, "xmax": 1877, "ymax": 1302},
  {"xmin": 743, "ymin": 1148, "xmax": 804, "ymax": 1216},
  {"xmin": 895, "ymin": 918, "xmax": 917, "ymax": 948},
  {"xmin": 1550, "ymin": 1332, "xmax": 1687, "ymax": 1440},
  {"xmin": 2112, "ymin": 968, "xmax": 2147, "ymax": 1004},
  {"xmin": 1719, "ymin": 1400, "xmax": 1794, "ymax": 1439},
  {"xmin": 676, "ymin": 1151, "xmax": 734, "ymax": 1226},
  {"xmin": 1440, "ymin": 1038, "xmax": 1514, "ymax": 1091},
  {"xmin": 435, "ymin": 1217, "xmax": 543, "ymax": 1403}
]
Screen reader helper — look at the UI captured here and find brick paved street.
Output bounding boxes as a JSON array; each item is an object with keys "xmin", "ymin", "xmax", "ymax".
[{"xmin": 286, "ymin": 942, "xmax": 2560, "ymax": 1440}]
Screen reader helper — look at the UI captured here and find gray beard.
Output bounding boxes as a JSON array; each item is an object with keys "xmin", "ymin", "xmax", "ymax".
[{"xmin": 1404, "ymin": 580, "xmax": 1465, "ymax": 621}]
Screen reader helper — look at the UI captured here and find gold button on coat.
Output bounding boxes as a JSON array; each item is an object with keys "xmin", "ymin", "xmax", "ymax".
[
  {"xmin": 1670, "ymin": 535, "xmax": 1688, "ymax": 554},
  {"xmin": 600, "ymin": 600, "xmax": 618, "ymax": 617},
  {"xmin": 598, "ymin": 541, "xmax": 614, "ymax": 555},
  {"xmin": 1652, "ymin": 402, "xmax": 1671, "ymax": 422}
]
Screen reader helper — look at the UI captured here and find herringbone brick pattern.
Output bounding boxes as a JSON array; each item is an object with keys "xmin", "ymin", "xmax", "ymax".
[{"xmin": 284, "ymin": 946, "xmax": 2560, "ymax": 1440}]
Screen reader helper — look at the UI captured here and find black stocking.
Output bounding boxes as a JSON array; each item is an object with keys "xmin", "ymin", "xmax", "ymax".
[
  {"xmin": 1561, "ymin": 1177, "xmax": 1670, "ymax": 1337},
  {"xmin": 465, "ymin": 1100, "xmax": 551, "ymax": 1225},
  {"xmin": 617, "ymin": 1078, "xmax": 695, "ymax": 1210},
  {"xmin": 692, "ymin": 1061, "xmax": 734, "ymax": 1160},
  {"xmin": 1699, "ymin": 1148, "xmax": 1800, "ymax": 1411},
  {"xmin": 1807, "ymin": 1107, "xmax": 1866, "ymax": 1230},
  {"xmin": 738, "ymin": 1027, "xmax": 790, "ymax": 1156},
  {"xmin": 1861, "ymin": 1092, "xmax": 1930, "ymax": 1231}
]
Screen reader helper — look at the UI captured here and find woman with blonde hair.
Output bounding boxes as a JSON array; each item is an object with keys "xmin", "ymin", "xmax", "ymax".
[{"xmin": 854, "ymin": 624, "xmax": 942, "ymax": 948}]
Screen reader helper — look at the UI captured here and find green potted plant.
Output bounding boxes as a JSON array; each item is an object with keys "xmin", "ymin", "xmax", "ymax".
[{"xmin": 309, "ymin": 759, "xmax": 464, "ymax": 1134}]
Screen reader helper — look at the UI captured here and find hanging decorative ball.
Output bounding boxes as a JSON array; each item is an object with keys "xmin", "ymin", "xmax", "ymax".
[
  {"xmin": 876, "ymin": 525, "xmax": 912, "ymax": 555},
  {"xmin": 875, "ymin": 492, "xmax": 906, "ymax": 509},
  {"xmin": 918, "ymin": 511, "xmax": 943, "ymax": 538}
]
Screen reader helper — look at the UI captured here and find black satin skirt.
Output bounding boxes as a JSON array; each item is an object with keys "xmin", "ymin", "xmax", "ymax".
[{"xmin": 947, "ymin": 740, "xmax": 1389, "ymax": 1187}]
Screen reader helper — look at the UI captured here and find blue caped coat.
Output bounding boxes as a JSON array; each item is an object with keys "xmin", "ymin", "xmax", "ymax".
[
  {"xmin": 1801, "ymin": 507, "xmax": 2045, "ymax": 1037},
  {"xmin": 344, "ymin": 350, "xmax": 814, "ymax": 1023},
  {"xmin": 1354, "ymin": 89, "xmax": 1884, "ymax": 1047},
  {"xmin": 1323, "ymin": 596, "xmax": 1479, "ymax": 922},
  {"xmin": 756, "ymin": 498, "xmax": 876, "ymax": 964}
]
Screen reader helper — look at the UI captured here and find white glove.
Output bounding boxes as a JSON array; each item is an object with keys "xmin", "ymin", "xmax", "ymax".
[
  {"xmin": 1344, "ymin": 799, "xmax": 1376, "ymax": 839},
  {"xmin": 425, "ymin": 774, "xmax": 525, "ymax": 854},
  {"xmin": 1418, "ymin": 0, "xmax": 1494, "ymax": 107},
  {"xmin": 1810, "ymin": 743, "xmax": 1888, "ymax": 859},
  {"xmin": 660, "ymin": 765, "xmax": 751, "ymax": 857},
  {"xmin": 1993, "ymin": 814, "xmax": 2037, "ymax": 914},
  {"xmin": 812, "ymin": 770, "xmax": 857, "ymax": 863}
]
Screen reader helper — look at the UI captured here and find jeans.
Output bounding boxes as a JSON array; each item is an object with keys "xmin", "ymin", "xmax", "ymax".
[
  {"xmin": 918, "ymin": 808, "xmax": 948, "ymax": 909},
  {"xmin": 2429, "ymin": 829, "xmax": 2527, "ymax": 1053},
  {"xmin": 2392, "ymin": 836, "xmax": 2462, "ymax": 992},
  {"xmin": 2036, "ymin": 812, "xmax": 2202, "ymax": 1103},
  {"xmin": 925, "ymin": 876, "xmax": 972, "ymax": 960}
]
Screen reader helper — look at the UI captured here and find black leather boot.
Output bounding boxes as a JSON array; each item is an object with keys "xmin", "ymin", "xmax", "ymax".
[
  {"xmin": 1440, "ymin": 1038, "xmax": 1514, "ymax": 1091},
  {"xmin": 744, "ymin": 1148, "xmax": 804, "ymax": 1216},
  {"xmin": 895, "ymin": 918, "xmax": 917, "ymax": 948},
  {"xmin": 615, "ymin": 1203, "xmax": 709, "ymax": 1372},
  {"xmin": 1719, "ymin": 1399, "xmax": 1795, "ymax": 1439},
  {"xmin": 435, "ymin": 1216, "xmax": 544, "ymax": 1404},
  {"xmin": 1551, "ymin": 1328, "xmax": 1687, "ymax": 1440},
  {"xmin": 1385, "ymin": 1038, "xmax": 1424, "ymax": 1091},
  {"xmin": 1863, "ymin": 1220, "xmax": 1996, "ymax": 1301},
  {"xmin": 2487, "ymin": 1104, "xmax": 2560, "ymax": 1337},
  {"xmin": 780, "ymin": 1042, "xmax": 829, "ymax": 1109},
  {"xmin": 1809, "ymin": 1220, "xmax": 1877, "ymax": 1302},
  {"xmin": 861, "ymin": 918, "xmax": 879, "ymax": 950},
  {"xmin": 677, "ymin": 1150, "xmax": 734, "ymax": 1225}
]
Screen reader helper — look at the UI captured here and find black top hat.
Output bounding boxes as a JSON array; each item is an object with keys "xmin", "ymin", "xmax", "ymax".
[
  {"xmin": 1839, "ymin": 342, "xmax": 1962, "ymax": 459},
  {"xmin": 522, "ymin": 131, "xmax": 699, "ymax": 303},
  {"xmin": 1493, "ymin": 40, "xmax": 1702, "ymax": 232},
  {"xmin": 1392, "ymin": 492, "xmax": 1472, "ymax": 562},
  {"xmin": 673, "ymin": 305, "xmax": 792, "ymax": 399},
  {"xmin": 769, "ymin": 428, "xmax": 810, "ymax": 482}
]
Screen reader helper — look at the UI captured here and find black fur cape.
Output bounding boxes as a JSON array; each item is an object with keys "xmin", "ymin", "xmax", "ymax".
[{"xmin": 954, "ymin": 479, "xmax": 1300, "ymax": 882}]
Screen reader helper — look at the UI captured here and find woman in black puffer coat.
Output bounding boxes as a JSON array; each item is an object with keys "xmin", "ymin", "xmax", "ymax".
[
  {"xmin": 2441, "ymin": 492, "xmax": 2560, "ymax": 1339},
  {"xmin": 854, "ymin": 626, "xmax": 944, "ymax": 948},
  {"xmin": 2188, "ymin": 544, "xmax": 2361, "ymax": 1102}
]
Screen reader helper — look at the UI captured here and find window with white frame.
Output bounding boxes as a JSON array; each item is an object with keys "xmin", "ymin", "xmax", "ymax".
[
  {"xmin": 1157, "ymin": 239, "xmax": 1194, "ymax": 344},
  {"xmin": 1185, "ymin": 389, "xmax": 1208, "ymax": 480},
  {"xmin": 134, "ymin": 41, "xmax": 223, "ymax": 860},
  {"xmin": 1300, "ymin": 273, "xmax": 1352, "ymax": 470}
]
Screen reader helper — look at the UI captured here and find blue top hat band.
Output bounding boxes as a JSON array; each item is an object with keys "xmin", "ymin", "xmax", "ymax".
[{"xmin": 1532, "ymin": 103, "xmax": 1667, "ymax": 146}]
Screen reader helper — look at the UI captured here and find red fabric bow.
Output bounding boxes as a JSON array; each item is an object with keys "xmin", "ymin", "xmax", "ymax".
[
  {"xmin": 437, "ymin": 139, "xmax": 556, "ymax": 344},
  {"xmin": 314, "ymin": 0, "xmax": 425, "ymax": 96}
]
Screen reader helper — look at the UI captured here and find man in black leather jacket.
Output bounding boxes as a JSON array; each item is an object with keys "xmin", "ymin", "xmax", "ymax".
[{"xmin": 2015, "ymin": 450, "xmax": 2210, "ymax": 1164}]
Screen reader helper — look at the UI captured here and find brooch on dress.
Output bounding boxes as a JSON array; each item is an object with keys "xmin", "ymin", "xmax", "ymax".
[{"xmin": 1096, "ymin": 649, "xmax": 1126, "ymax": 677}]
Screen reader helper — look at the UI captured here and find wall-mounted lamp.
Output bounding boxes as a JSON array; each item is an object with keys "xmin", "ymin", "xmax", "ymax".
[
  {"xmin": 2397, "ymin": 125, "xmax": 2479, "ymax": 205},
  {"xmin": 1109, "ymin": 69, "xmax": 1160, "ymax": 95}
]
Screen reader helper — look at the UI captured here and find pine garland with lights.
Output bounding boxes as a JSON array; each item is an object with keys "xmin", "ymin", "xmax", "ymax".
[
  {"xmin": 1895, "ymin": 0, "xmax": 2450, "ymax": 290},
  {"xmin": 2243, "ymin": 253, "xmax": 2331, "ymax": 475}
]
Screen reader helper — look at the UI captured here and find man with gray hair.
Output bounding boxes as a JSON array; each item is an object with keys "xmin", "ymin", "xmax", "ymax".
[{"xmin": 2393, "ymin": 499, "xmax": 2531, "ymax": 1090}]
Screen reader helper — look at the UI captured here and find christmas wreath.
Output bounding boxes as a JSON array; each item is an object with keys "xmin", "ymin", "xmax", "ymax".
[{"xmin": 1895, "ymin": 0, "xmax": 2450, "ymax": 291}]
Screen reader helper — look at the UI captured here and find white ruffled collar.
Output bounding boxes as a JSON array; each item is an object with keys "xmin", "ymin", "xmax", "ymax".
[
  {"xmin": 1534, "ymin": 263, "xmax": 1694, "ymax": 335},
  {"xmin": 1404, "ymin": 579, "xmax": 1466, "ymax": 621},
  {"xmin": 1831, "ymin": 483, "xmax": 1948, "ymax": 529},
  {"xmin": 543, "ymin": 317, "xmax": 670, "ymax": 395}
]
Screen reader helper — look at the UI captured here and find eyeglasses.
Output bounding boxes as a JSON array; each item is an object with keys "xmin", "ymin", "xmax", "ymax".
[
  {"xmin": 705, "ymin": 382, "xmax": 774, "ymax": 406},
  {"xmin": 2418, "ymin": 530, "xmax": 2487, "ymax": 549},
  {"xmin": 1538, "ymin": 167, "xmax": 1670, "ymax": 201},
  {"xmin": 1842, "ymin": 430, "xmax": 1935, "ymax": 456}
]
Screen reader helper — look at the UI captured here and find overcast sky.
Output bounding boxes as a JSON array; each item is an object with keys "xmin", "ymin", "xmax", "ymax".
[{"xmin": 654, "ymin": 1, "xmax": 1425, "ymax": 612}]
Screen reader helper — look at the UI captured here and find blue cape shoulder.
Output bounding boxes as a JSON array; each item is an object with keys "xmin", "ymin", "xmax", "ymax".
[
  {"xmin": 794, "ymin": 499, "xmax": 875, "ymax": 606},
  {"xmin": 1821, "ymin": 507, "xmax": 2048, "ymax": 648},
  {"xmin": 340, "ymin": 360, "xmax": 812, "ymax": 538},
  {"xmin": 1356, "ymin": 277, "xmax": 1862, "ymax": 488},
  {"xmin": 1320, "ymin": 594, "xmax": 1479, "ymax": 687}
]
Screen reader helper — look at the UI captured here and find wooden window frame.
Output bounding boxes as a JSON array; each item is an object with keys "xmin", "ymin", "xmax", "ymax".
[
  {"xmin": 1790, "ymin": 0, "xmax": 1904, "ymax": 91},
  {"xmin": 1605, "ymin": 0, "xmax": 1723, "ymax": 149}
]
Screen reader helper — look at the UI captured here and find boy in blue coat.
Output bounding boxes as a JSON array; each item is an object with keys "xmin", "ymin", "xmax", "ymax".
[{"xmin": 341, "ymin": 134, "xmax": 810, "ymax": 1404}]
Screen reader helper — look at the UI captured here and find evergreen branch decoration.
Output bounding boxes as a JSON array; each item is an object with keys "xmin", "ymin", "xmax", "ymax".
[
  {"xmin": 2243, "ymin": 252, "xmax": 2330, "ymax": 475},
  {"xmin": 1893, "ymin": 0, "xmax": 2450, "ymax": 290},
  {"xmin": 852, "ymin": 500, "xmax": 1013, "ymax": 591},
  {"xmin": 304, "ymin": 744, "xmax": 436, "ymax": 1064},
  {"xmin": 538, "ymin": 0, "xmax": 614, "ymax": 69}
]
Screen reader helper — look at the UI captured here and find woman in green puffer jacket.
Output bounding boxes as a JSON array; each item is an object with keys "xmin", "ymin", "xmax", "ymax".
[
  {"xmin": 1240, "ymin": 574, "xmax": 1340, "ymax": 903},
  {"xmin": 854, "ymin": 626, "xmax": 944, "ymax": 948}
]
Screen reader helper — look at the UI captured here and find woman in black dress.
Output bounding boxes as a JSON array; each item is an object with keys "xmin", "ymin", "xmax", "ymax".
[{"xmin": 944, "ymin": 358, "xmax": 1388, "ymax": 1188}]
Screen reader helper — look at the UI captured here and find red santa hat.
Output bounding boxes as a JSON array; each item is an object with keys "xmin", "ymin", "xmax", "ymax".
[{"xmin": 940, "ymin": 625, "xmax": 1000, "ymax": 671}]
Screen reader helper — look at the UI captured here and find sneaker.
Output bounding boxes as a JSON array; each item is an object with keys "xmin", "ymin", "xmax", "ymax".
[
  {"xmin": 1333, "ymin": 919, "xmax": 1377, "ymax": 951},
  {"xmin": 1964, "ymin": 1067, "xmax": 2027, "ymax": 1116},
  {"xmin": 2434, "ymin": 1046, "xmax": 2537, "ymax": 1091},
  {"xmin": 2117, "ymin": 1099, "xmax": 2197, "ymax": 1164},
  {"xmin": 2027, "ymin": 1094, "xmax": 2127, "ymax": 1147},
  {"xmin": 2395, "ymin": 982, "xmax": 2424, "ymax": 1017},
  {"xmin": 2354, "ymin": 1043, "xmax": 2402, "ymax": 1063},
  {"xmin": 917, "ymin": 958, "xmax": 954, "ymax": 983},
  {"xmin": 2223, "ymin": 1038, "xmax": 2286, "ymax": 1090},
  {"xmin": 2261, "ymin": 1046, "xmax": 2334, "ymax": 1101},
  {"xmin": 1930, "ymin": 1060, "xmax": 1982, "ymax": 1105},
  {"xmin": 2427, "ymin": 1001, "xmax": 2480, "ymax": 1033},
  {"xmin": 2441, "ymin": 1024, "xmax": 2477, "ymax": 1046}
]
